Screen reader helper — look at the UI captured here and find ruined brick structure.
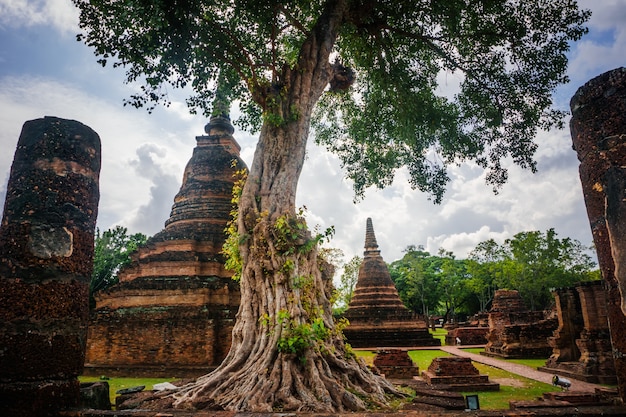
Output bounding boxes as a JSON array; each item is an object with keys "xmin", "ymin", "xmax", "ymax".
[
  {"xmin": 0, "ymin": 117, "xmax": 101, "ymax": 416},
  {"xmin": 539, "ymin": 280, "xmax": 616, "ymax": 384},
  {"xmin": 421, "ymin": 357, "xmax": 499, "ymax": 391},
  {"xmin": 482, "ymin": 289, "xmax": 557, "ymax": 359},
  {"xmin": 85, "ymin": 116, "xmax": 244, "ymax": 377},
  {"xmin": 445, "ymin": 327, "xmax": 489, "ymax": 346},
  {"xmin": 372, "ymin": 349, "xmax": 419, "ymax": 379},
  {"xmin": 444, "ymin": 312, "xmax": 489, "ymax": 345},
  {"xmin": 570, "ymin": 67, "xmax": 626, "ymax": 399},
  {"xmin": 342, "ymin": 218, "xmax": 439, "ymax": 348}
]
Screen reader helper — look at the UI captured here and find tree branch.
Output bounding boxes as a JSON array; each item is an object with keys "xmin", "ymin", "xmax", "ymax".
[{"xmin": 277, "ymin": 5, "xmax": 310, "ymax": 36}]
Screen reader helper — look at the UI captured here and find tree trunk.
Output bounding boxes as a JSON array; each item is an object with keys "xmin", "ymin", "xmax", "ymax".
[{"xmin": 160, "ymin": 1, "xmax": 399, "ymax": 412}]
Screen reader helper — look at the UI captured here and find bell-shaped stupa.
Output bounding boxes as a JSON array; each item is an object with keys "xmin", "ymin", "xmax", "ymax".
[
  {"xmin": 85, "ymin": 115, "xmax": 246, "ymax": 377},
  {"xmin": 342, "ymin": 218, "xmax": 440, "ymax": 348}
]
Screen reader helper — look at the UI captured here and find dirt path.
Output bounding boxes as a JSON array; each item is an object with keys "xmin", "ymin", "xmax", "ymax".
[{"xmin": 439, "ymin": 345, "xmax": 604, "ymax": 392}]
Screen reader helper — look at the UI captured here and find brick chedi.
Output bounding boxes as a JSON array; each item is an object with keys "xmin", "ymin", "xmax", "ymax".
[
  {"xmin": 85, "ymin": 116, "xmax": 245, "ymax": 378},
  {"xmin": 342, "ymin": 218, "xmax": 439, "ymax": 348},
  {"xmin": 0, "ymin": 117, "xmax": 101, "ymax": 416},
  {"xmin": 483, "ymin": 289, "xmax": 557, "ymax": 359}
]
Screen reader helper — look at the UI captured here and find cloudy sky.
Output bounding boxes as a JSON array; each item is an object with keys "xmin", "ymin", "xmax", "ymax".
[{"xmin": 1, "ymin": 1, "xmax": 625, "ymax": 268}]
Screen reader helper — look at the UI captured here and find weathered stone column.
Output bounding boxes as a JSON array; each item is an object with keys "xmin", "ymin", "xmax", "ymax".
[
  {"xmin": 570, "ymin": 67, "xmax": 626, "ymax": 400},
  {"xmin": 0, "ymin": 117, "xmax": 101, "ymax": 416}
]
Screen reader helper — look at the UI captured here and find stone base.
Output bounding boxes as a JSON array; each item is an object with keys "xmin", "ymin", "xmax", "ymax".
[
  {"xmin": 537, "ymin": 364, "xmax": 618, "ymax": 385},
  {"xmin": 543, "ymin": 391, "xmax": 600, "ymax": 404},
  {"xmin": 421, "ymin": 371, "xmax": 500, "ymax": 392},
  {"xmin": 0, "ymin": 379, "xmax": 80, "ymax": 417},
  {"xmin": 481, "ymin": 346, "xmax": 553, "ymax": 359},
  {"xmin": 421, "ymin": 356, "xmax": 500, "ymax": 392},
  {"xmin": 377, "ymin": 366, "xmax": 419, "ymax": 379},
  {"xmin": 408, "ymin": 387, "xmax": 466, "ymax": 410},
  {"xmin": 342, "ymin": 327, "xmax": 440, "ymax": 348},
  {"xmin": 373, "ymin": 349, "xmax": 419, "ymax": 379}
]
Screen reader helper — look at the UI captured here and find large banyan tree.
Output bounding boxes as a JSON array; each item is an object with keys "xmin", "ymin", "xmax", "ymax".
[{"xmin": 74, "ymin": 0, "xmax": 589, "ymax": 412}]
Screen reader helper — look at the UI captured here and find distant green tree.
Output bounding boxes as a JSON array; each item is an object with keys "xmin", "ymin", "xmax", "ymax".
[
  {"xmin": 503, "ymin": 229, "xmax": 596, "ymax": 310},
  {"xmin": 389, "ymin": 245, "xmax": 442, "ymax": 316},
  {"xmin": 333, "ymin": 255, "xmax": 362, "ymax": 315},
  {"xmin": 437, "ymin": 250, "xmax": 475, "ymax": 322},
  {"xmin": 466, "ymin": 239, "xmax": 507, "ymax": 312},
  {"xmin": 90, "ymin": 226, "xmax": 148, "ymax": 308}
]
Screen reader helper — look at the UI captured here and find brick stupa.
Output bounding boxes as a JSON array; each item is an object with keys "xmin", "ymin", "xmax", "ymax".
[
  {"xmin": 85, "ymin": 116, "xmax": 245, "ymax": 377},
  {"xmin": 342, "ymin": 218, "xmax": 439, "ymax": 348}
]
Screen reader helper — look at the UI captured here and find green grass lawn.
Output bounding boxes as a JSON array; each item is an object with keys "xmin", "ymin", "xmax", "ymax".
[
  {"xmin": 356, "ymin": 348, "xmax": 557, "ymax": 410},
  {"xmin": 467, "ymin": 362, "xmax": 555, "ymax": 409},
  {"xmin": 407, "ymin": 349, "xmax": 452, "ymax": 370},
  {"xmin": 80, "ymin": 376, "xmax": 175, "ymax": 407},
  {"xmin": 430, "ymin": 327, "xmax": 447, "ymax": 344}
]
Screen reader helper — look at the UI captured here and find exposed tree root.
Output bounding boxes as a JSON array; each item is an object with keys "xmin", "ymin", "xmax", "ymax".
[{"xmin": 137, "ymin": 213, "xmax": 403, "ymax": 413}]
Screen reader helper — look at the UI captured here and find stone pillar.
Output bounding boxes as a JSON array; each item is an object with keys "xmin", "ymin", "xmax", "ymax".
[
  {"xmin": 546, "ymin": 287, "xmax": 583, "ymax": 365},
  {"xmin": 570, "ymin": 67, "xmax": 626, "ymax": 399},
  {"xmin": 0, "ymin": 117, "xmax": 101, "ymax": 416},
  {"xmin": 576, "ymin": 281, "xmax": 616, "ymax": 384}
]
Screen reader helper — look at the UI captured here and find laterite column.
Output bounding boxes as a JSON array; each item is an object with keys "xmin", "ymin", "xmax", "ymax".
[
  {"xmin": 570, "ymin": 67, "xmax": 626, "ymax": 400},
  {"xmin": 0, "ymin": 117, "xmax": 101, "ymax": 415}
]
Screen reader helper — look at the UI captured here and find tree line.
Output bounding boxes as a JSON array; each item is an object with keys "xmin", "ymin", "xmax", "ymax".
[{"xmin": 334, "ymin": 228, "xmax": 599, "ymax": 320}]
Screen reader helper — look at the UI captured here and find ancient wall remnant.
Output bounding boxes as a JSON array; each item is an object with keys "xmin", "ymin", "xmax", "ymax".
[
  {"xmin": 482, "ymin": 289, "xmax": 557, "ymax": 359},
  {"xmin": 540, "ymin": 280, "xmax": 616, "ymax": 384},
  {"xmin": 570, "ymin": 67, "xmax": 626, "ymax": 399},
  {"xmin": 373, "ymin": 349, "xmax": 419, "ymax": 379},
  {"xmin": 445, "ymin": 327, "xmax": 489, "ymax": 346},
  {"xmin": 342, "ymin": 218, "xmax": 439, "ymax": 348},
  {"xmin": 0, "ymin": 117, "xmax": 101, "ymax": 416},
  {"xmin": 85, "ymin": 116, "xmax": 244, "ymax": 377}
]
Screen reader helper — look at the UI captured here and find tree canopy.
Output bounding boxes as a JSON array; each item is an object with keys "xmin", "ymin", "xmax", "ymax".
[
  {"xmin": 333, "ymin": 255, "xmax": 362, "ymax": 315},
  {"xmin": 75, "ymin": 0, "xmax": 589, "ymax": 202},
  {"xmin": 74, "ymin": 0, "xmax": 590, "ymax": 412},
  {"xmin": 390, "ymin": 229, "xmax": 598, "ymax": 319},
  {"xmin": 90, "ymin": 226, "xmax": 147, "ymax": 307}
]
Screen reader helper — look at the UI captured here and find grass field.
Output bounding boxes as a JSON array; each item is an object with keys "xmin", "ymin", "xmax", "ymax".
[
  {"xmin": 430, "ymin": 327, "xmax": 447, "ymax": 344},
  {"xmin": 80, "ymin": 376, "xmax": 176, "ymax": 406},
  {"xmin": 354, "ymin": 348, "xmax": 556, "ymax": 410}
]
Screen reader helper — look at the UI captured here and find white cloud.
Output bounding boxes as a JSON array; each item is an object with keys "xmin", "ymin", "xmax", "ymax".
[
  {"xmin": 565, "ymin": 0, "xmax": 626, "ymax": 87},
  {"xmin": 0, "ymin": 0, "xmax": 79, "ymax": 33},
  {"xmin": 0, "ymin": 75, "xmax": 194, "ymax": 234}
]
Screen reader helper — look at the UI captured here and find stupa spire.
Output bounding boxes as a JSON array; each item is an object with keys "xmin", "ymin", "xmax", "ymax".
[{"xmin": 364, "ymin": 217, "xmax": 379, "ymax": 253}]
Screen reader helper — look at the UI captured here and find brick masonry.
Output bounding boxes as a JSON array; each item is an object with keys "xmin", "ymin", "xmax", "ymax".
[
  {"xmin": 483, "ymin": 290, "xmax": 557, "ymax": 359},
  {"xmin": 85, "ymin": 117, "xmax": 244, "ymax": 377},
  {"xmin": 0, "ymin": 117, "xmax": 101, "ymax": 416},
  {"xmin": 570, "ymin": 67, "xmax": 626, "ymax": 400},
  {"xmin": 540, "ymin": 281, "xmax": 616, "ymax": 384}
]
